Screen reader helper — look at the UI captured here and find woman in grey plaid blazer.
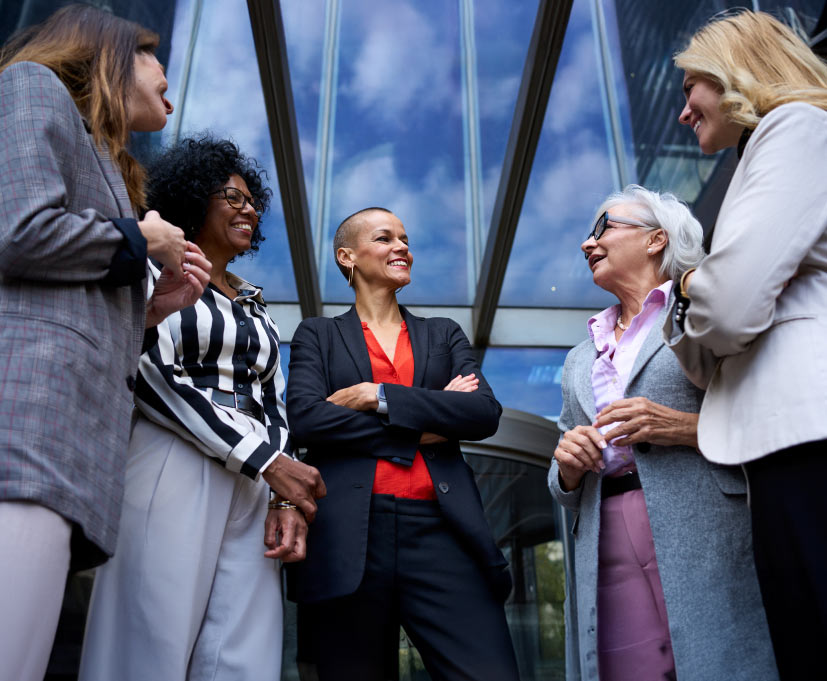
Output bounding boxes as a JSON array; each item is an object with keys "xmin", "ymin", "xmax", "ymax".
[{"xmin": 0, "ymin": 6, "xmax": 209, "ymax": 681}]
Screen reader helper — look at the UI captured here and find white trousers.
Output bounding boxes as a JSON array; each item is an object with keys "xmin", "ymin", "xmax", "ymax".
[
  {"xmin": 79, "ymin": 416, "xmax": 283, "ymax": 681},
  {"xmin": 0, "ymin": 501, "xmax": 72, "ymax": 681}
]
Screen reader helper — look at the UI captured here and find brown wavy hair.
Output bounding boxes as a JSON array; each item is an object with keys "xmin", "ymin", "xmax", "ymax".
[{"xmin": 0, "ymin": 4, "xmax": 161, "ymax": 210}]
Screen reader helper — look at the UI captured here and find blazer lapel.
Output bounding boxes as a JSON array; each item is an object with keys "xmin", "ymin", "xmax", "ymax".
[
  {"xmin": 626, "ymin": 303, "xmax": 669, "ymax": 392},
  {"xmin": 401, "ymin": 306, "xmax": 429, "ymax": 387},
  {"xmin": 334, "ymin": 306, "xmax": 373, "ymax": 382},
  {"xmin": 89, "ymin": 136, "xmax": 132, "ymax": 218},
  {"xmin": 573, "ymin": 344, "xmax": 599, "ymax": 422}
]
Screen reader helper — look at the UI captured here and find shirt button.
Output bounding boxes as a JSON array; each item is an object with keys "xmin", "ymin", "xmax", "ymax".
[{"xmin": 438, "ymin": 482, "xmax": 450, "ymax": 494}]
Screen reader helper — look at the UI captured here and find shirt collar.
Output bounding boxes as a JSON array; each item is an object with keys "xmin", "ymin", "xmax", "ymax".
[
  {"xmin": 587, "ymin": 279, "xmax": 673, "ymax": 347},
  {"xmin": 226, "ymin": 271, "xmax": 265, "ymax": 304}
]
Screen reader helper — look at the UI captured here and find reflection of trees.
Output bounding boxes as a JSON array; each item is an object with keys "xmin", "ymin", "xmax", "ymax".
[{"xmin": 467, "ymin": 452, "xmax": 567, "ymax": 679}]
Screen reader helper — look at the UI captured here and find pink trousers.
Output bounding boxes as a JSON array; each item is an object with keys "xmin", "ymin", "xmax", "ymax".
[{"xmin": 597, "ymin": 489, "xmax": 676, "ymax": 681}]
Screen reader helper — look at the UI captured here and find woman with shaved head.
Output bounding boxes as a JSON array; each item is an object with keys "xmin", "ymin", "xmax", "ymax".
[{"xmin": 283, "ymin": 207, "xmax": 519, "ymax": 680}]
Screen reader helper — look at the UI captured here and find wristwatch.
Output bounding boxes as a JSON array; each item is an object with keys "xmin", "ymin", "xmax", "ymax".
[{"xmin": 376, "ymin": 383, "xmax": 388, "ymax": 414}]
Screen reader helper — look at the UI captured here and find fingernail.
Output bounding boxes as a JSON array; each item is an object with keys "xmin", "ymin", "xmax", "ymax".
[
  {"xmin": 599, "ymin": 440, "xmax": 607, "ymax": 449},
  {"xmin": 598, "ymin": 461, "xmax": 606, "ymax": 470}
]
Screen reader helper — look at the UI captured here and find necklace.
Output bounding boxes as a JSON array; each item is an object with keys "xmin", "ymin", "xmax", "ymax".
[{"xmin": 616, "ymin": 316, "xmax": 628, "ymax": 331}]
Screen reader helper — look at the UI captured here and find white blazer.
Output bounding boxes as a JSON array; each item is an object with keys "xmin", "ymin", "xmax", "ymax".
[{"xmin": 666, "ymin": 102, "xmax": 827, "ymax": 465}]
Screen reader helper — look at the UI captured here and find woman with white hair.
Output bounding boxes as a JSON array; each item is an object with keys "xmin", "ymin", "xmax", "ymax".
[{"xmin": 549, "ymin": 185, "xmax": 776, "ymax": 681}]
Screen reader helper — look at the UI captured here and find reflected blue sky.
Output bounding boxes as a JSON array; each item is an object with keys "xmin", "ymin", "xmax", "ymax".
[
  {"xmin": 500, "ymin": 0, "xmax": 619, "ymax": 309},
  {"xmin": 282, "ymin": 0, "xmax": 536, "ymax": 304},
  {"xmin": 164, "ymin": 0, "xmax": 298, "ymax": 300},
  {"xmin": 482, "ymin": 347, "xmax": 569, "ymax": 419}
]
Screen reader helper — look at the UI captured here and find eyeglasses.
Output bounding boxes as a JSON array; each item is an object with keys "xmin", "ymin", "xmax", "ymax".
[
  {"xmin": 210, "ymin": 187, "xmax": 264, "ymax": 218},
  {"xmin": 589, "ymin": 211, "xmax": 652, "ymax": 240}
]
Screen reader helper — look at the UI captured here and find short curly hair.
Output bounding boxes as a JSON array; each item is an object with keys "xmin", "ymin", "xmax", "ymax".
[{"xmin": 145, "ymin": 135, "xmax": 272, "ymax": 257}]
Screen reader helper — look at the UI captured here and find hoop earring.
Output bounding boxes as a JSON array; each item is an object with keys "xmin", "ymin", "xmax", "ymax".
[{"xmin": 348, "ymin": 265, "xmax": 354, "ymax": 287}]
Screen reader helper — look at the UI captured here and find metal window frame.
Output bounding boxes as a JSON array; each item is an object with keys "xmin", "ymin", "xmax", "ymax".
[
  {"xmin": 247, "ymin": 0, "xmax": 322, "ymax": 319},
  {"xmin": 472, "ymin": 0, "xmax": 575, "ymax": 350}
]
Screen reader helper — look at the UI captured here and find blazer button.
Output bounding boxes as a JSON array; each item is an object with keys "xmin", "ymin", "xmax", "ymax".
[
  {"xmin": 125, "ymin": 375, "xmax": 136, "ymax": 392},
  {"xmin": 438, "ymin": 482, "xmax": 450, "ymax": 494},
  {"xmin": 638, "ymin": 442, "xmax": 651, "ymax": 453},
  {"xmin": 426, "ymin": 451, "xmax": 435, "ymax": 460}
]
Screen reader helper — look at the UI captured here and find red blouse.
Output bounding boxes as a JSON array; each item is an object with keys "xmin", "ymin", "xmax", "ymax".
[{"xmin": 362, "ymin": 321, "xmax": 436, "ymax": 500}]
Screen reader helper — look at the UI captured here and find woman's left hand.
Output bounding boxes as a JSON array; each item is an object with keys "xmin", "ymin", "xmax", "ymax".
[
  {"xmin": 264, "ymin": 507, "xmax": 308, "ymax": 562},
  {"xmin": 326, "ymin": 382, "xmax": 379, "ymax": 410},
  {"xmin": 593, "ymin": 397, "xmax": 699, "ymax": 449}
]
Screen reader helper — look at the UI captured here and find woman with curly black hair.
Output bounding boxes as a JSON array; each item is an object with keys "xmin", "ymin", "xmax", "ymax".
[{"xmin": 79, "ymin": 136, "xmax": 325, "ymax": 681}]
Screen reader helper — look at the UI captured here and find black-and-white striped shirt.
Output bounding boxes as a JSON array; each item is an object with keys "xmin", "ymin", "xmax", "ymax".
[{"xmin": 135, "ymin": 264, "xmax": 291, "ymax": 480}]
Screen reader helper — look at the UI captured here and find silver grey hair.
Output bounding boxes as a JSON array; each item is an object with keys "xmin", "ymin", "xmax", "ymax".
[{"xmin": 594, "ymin": 184, "xmax": 705, "ymax": 281}]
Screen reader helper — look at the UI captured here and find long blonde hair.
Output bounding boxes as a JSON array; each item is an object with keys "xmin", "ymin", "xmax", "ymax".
[
  {"xmin": 0, "ymin": 4, "xmax": 161, "ymax": 209},
  {"xmin": 675, "ymin": 10, "xmax": 827, "ymax": 130}
]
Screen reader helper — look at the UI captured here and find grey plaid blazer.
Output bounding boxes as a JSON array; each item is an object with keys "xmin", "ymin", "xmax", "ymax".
[{"xmin": 0, "ymin": 62, "xmax": 149, "ymax": 569}]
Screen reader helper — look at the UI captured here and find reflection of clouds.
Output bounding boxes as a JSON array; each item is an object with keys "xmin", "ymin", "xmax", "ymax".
[
  {"xmin": 342, "ymin": 2, "xmax": 454, "ymax": 125},
  {"xmin": 323, "ymin": 145, "xmax": 468, "ymax": 303},
  {"xmin": 500, "ymin": 0, "xmax": 616, "ymax": 308},
  {"xmin": 478, "ymin": 74, "xmax": 520, "ymax": 121},
  {"xmin": 161, "ymin": 0, "xmax": 297, "ymax": 300},
  {"xmin": 544, "ymin": 31, "xmax": 600, "ymax": 134},
  {"xmin": 502, "ymin": 137, "xmax": 616, "ymax": 308},
  {"xmin": 280, "ymin": 3, "xmax": 324, "ymax": 82}
]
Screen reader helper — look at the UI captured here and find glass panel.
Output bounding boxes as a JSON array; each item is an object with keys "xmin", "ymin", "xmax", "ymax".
[
  {"xmin": 500, "ymin": 0, "xmax": 827, "ymax": 309},
  {"xmin": 163, "ymin": 0, "xmax": 298, "ymax": 301},
  {"xmin": 613, "ymin": 0, "xmax": 826, "ymax": 198},
  {"xmin": 482, "ymin": 347, "xmax": 569, "ymax": 420},
  {"xmin": 467, "ymin": 454, "xmax": 566, "ymax": 681},
  {"xmin": 281, "ymin": 0, "xmax": 536, "ymax": 305},
  {"xmin": 500, "ymin": 0, "xmax": 619, "ymax": 308}
]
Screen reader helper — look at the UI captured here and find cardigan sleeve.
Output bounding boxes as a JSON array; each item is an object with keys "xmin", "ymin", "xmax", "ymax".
[{"xmin": 548, "ymin": 350, "xmax": 585, "ymax": 510}]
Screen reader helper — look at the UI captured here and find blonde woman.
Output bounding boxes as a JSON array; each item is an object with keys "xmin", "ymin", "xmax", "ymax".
[{"xmin": 668, "ymin": 11, "xmax": 827, "ymax": 678}]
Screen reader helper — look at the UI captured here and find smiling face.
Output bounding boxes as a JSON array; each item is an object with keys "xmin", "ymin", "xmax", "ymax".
[
  {"xmin": 340, "ymin": 210, "xmax": 413, "ymax": 292},
  {"xmin": 197, "ymin": 174, "xmax": 259, "ymax": 260},
  {"xmin": 678, "ymin": 73, "xmax": 742, "ymax": 154},
  {"xmin": 581, "ymin": 203, "xmax": 662, "ymax": 294},
  {"xmin": 126, "ymin": 50, "xmax": 173, "ymax": 133}
]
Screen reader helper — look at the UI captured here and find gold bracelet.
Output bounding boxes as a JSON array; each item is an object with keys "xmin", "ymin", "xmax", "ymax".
[
  {"xmin": 679, "ymin": 267, "xmax": 696, "ymax": 299},
  {"xmin": 268, "ymin": 500, "xmax": 298, "ymax": 511}
]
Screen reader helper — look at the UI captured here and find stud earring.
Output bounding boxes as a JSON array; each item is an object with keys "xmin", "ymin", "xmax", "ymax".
[
  {"xmin": 647, "ymin": 248, "xmax": 653, "ymax": 254},
  {"xmin": 348, "ymin": 265, "xmax": 354, "ymax": 287}
]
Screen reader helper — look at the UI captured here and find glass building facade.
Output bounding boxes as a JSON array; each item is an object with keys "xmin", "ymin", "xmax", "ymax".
[{"xmin": 3, "ymin": 0, "xmax": 826, "ymax": 678}]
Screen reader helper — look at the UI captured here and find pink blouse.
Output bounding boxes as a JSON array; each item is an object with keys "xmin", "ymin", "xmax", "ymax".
[{"xmin": 588, "ymin": 281, "xmax": 673, "ymax": 475}]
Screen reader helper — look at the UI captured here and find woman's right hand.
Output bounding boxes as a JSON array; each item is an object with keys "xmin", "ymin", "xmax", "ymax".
[
  {"xmin": 553, "ymin": 425, "xmax": 606, "ymax": 491},
  {"xmin": 139, "ymin": 210, "xmax": 187, "ymax": 277}
]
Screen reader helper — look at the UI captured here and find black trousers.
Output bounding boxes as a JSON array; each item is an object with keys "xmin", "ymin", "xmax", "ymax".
[
  {"xmin": 299, "ymin": 494, "xmax": 519, "ymax": 681},
  {"xmin": 744, "ymin": 440, "xmax": 827, "ymax": 680}
]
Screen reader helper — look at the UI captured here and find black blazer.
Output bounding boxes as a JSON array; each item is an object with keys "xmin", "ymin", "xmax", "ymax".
[{"xmin": 285, "ymin": 306, "xmax": 510, "ymax": 603}]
